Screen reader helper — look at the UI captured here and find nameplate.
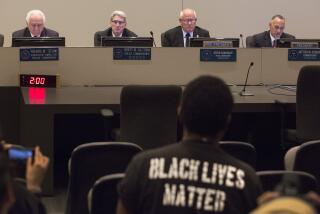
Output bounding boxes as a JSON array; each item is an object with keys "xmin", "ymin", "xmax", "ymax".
[
  {"xmin": 113, "ymin": 48, "xmax": 151, "ymax": 60},
  {"xmin": 203, "ymin": 41, "xmax": 233, "ymax": 48},
  {"xmin": 288, "ymin": 49, "xmax": 320, "ymax": 61},
  {"xmin": 20, "ymin": 48, "xmax": 59, "ymax": 61},
  {"xmin": 200, "ymin": 49, "xmax": 237, "ymax": 62},
  {"xmin": 291, "ymin": 42, "xmax": 318, "ymax": 49}
]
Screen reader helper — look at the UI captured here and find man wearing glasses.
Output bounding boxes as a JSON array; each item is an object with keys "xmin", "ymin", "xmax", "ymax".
[
  {"xmin": 161, "ymin": 8, "xmax": 210, "ymax": 47},
  {"xmin": 94, "ymin": 10, "xmax": 137, "ymax": 46},
  {"xmin": 12, "ymin": 10, "xmax": 59, "ymax": 38},
  {"xmin": 249, "ymin": 15, "xmax": 295, "ymax": 48}
]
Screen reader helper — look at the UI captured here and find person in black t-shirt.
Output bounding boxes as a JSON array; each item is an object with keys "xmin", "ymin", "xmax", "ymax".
[{"xmin": 117, "ymin": 75, "xmax": 263, "ymax": 214}]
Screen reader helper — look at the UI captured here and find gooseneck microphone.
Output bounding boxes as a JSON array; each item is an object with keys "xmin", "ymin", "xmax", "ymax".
[
  {"xmin": 240, "ymin": 34, "xmax": 244, "ymax": 48},
  {"xmin": 239, "ymin": 62, "xmax": 254, "ymax": 96},
  {"xmin": 149, "ymin": 31, "xmax": 157, "ymax": 47}
]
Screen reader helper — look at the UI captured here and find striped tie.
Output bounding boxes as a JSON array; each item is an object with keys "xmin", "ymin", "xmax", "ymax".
[{"xmin": 185, "ymin": 33, "xmax": 190, "ymax": 47}]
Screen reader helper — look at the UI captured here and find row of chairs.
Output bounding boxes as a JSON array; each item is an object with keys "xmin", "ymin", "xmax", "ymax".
[
  {"xmin": 64, "ymin": 140, "xmax": 320, "ymax": 214},
  {"xmin": 65, "ymin": 141, "xmax": 255, "ymax": 214}
]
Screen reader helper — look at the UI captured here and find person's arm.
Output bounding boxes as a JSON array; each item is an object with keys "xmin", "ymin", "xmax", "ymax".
[
  {"xmin": 205, "ymin": 30, "xmax": 210, "ymax": 38},
  {"xmin": 161, "ymin": 32, "xmax": 170, "ymax": 47},
  {"xmin": 94, "ymin": 32, "xmax": 101, "ymax": 47},
  {"xmin": 26, "ymin": 146, "xmax": 49, "ymax": 194}
]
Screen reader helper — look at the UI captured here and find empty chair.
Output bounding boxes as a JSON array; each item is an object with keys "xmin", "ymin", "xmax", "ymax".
[
  {"xmin": 279, "ymin": 66, "xmax": 320, "ymax": 148},
  {"xmin": 219, "ymin": 141, "xmax": 256, "ymax": 168},
  {"xmin": 88, "ymin": 173, "xmax": 124, "ymax": 214},
  {"xmin": 120, "ymin": 85, "xmax": 182, "ymax": 150},
  {"xmin": 296, "ymin": 66, "xmax": 320, "ymax": 143},
  {"xmin": 257, "ymin": 170, "xmax": 318, "ymax": 194},
  {"xmin": 66, "ymin": 142, "xmax": 142, "ymax": 214},
  {"xmin": 285, "ymin": 140, "xmax": 320, "ymax": 183}
]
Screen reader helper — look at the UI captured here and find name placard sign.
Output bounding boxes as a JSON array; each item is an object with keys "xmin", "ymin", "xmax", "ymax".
[
  {"xmin": 203, "ymin": 41, "xmax": 233, "ymax": 48},
  {"xmin": 288, "ymin": 49, "xmax": 320, "ymax": 61},
  {"xmin": 20, "ymin": 48, "xmax": 59, "ymax": 61},
  {"xmin": 291, "ymin": 42, "xmax": 318, "ymax": 49},
  {"xmin": 113, "ymin": 48, "xmax": 151, "ymax": 60},
  {"xmin": 200, "ymin": 49, "xmax": 237, "ymax": 62}
]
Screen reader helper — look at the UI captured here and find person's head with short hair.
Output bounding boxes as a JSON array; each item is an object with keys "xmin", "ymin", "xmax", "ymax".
[
  {"xmin": 179, "ymin": 75, "xmax": 233, "ymax": 141},
  {"xmin": 109, "ymin": 10, "xmax": 127, "ymax": 37},
  {"xmin": 269, "ymin": 14, "xmax": 286, "ymax": 39},
  {"xmin": 179, "ymin": 8, "xmax": 197, "ymax": 33},
  {"xmin": 25, "ymin": 10, "xmax": 46, "ymax": 37},
  {"xmin": 0, "ymin": 153, "xmax": 14, "ymax": 214}
]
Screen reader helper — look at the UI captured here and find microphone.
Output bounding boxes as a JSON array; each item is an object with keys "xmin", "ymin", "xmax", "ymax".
[
  {"xmin": 239, "ymin": 62, "xmax": 254, "ymax": 96},
  {"xmin": 240, "ymin": 34, "xmax": 244, "ymax": 48},
  {"xmin": 149, "ymin": 31, "xmax": 157, "ymax": 47}
]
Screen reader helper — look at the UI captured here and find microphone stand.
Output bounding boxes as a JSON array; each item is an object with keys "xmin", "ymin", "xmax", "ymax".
[
  {"xmin": 240, "ymin": 34, "xmax": 244, "ymax": 48},
  {"xmin": 239, "ymin": 62, "xmax": 254, "ymax": 96},
  {"xmin": 150, "ymin": 31, "xmax": 156, "ymax": 47}
]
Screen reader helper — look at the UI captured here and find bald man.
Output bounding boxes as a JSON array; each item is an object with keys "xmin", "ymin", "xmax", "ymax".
[
  {"xmin": 12, "ymin": 10, "xmax": 59, "ymax": 38},
  {"xmin": 161, "ymin": 8, "xmax": 210, "ymax": 47},
  {"xmin": 249, "ymin": 14, "xmax": 295, "ymax": 48}
]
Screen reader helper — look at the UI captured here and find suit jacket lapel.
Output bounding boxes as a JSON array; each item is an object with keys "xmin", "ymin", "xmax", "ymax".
[
  {"xmin": 193, "ymin": 27, "xmax": 199, "ymax": 38},
  {"xmin": 265, "ymin": 31, "xmax": 272, "ymax": 47},
  {"xmin": 40, "ymin": 28, "xmax": 47, "ymax": 37},
  {"xmin": 122, "ymin": 29, "xmax": 128, "ymax": 37},
  {"xmin": 23, "ymin": 28, "xmax": 31, "ymax": 37}
]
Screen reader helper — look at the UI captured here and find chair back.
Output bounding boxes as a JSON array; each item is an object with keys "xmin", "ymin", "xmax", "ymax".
[
  {"xmin": 120, "ymin": 85, "xmax": 182, "ymax": 150},
  {"xmin": 296, "ymin": 65, "xmax": 320, "ymax": 141},
  {"xmin": 66, "ymin": 142, "xmax": 142, "ymax": 214},
  {"xmin": 219, "ymin": 141, "xmax": 256, "ymax": 168},
  {"xmin": 257, "ymin": 170, "xmax": 318, "ymax": 194},
  {"xmin": 293, "ymin": 140, "xmax": 320, "ymax": 182},
  {"xmin": 88, "ymin": 173, "xmax": 124, "ymax": 214}
]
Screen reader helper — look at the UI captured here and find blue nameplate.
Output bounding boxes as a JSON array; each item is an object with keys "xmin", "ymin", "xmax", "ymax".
[
  {"xmin": 288, "ymin": 49, "xmax": 320, "ymax": 61},
  {"xmin": 20, "ymin": 48, "xmax": 59, "ymax": 61},
  {"xmin": 113, "ymin": 48, "xmax": 151, "ymax": 60},
  {"xmin": 200, "ymin": 49, "xmax": 237, "ymax": 62}
]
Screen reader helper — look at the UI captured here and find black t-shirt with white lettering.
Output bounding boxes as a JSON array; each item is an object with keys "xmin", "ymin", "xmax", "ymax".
[{"xmin": 118, "ymin": 140, "xmax": 262, "ymax": 214}]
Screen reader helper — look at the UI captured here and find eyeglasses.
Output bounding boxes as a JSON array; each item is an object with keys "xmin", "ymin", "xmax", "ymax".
[
  {"xmin": 111, "ymin": 20, "xmax": 126, "ymax": 25},
  {"xmin": 273, "ymin": 25, "xmax": 285, "ymax": 30},
  {"xmin": 180, "ymin": 18, "xmax": 197, "ymax": 23},
  {"xmin": 30, "ymin": 23, "xmax": 44, "ymax": 28}
]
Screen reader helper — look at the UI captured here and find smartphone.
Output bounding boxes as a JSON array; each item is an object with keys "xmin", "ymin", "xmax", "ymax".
[
  {"xmin": 7, "ymin": 146, "xmax": 34, "ymax": 179},
  {"xmin": 8, "ymin": 146, "xmax": 33, "ymax": 162}
]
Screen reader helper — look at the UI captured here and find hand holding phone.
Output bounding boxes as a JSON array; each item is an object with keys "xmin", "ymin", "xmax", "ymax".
[{"xmin": 26, "ymin": 146, "xmax": 50, "ymax": 193}]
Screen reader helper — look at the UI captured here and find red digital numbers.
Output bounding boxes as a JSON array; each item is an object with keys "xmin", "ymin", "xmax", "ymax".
[{"xmin": 29, "ymin": 77, "xmax": 45, "ymax": 85}]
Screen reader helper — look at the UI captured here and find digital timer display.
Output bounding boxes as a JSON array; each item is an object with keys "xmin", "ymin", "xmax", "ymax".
[{"xmin": 19, "ymin": 74, "xmax": 59, "ymax": 88}]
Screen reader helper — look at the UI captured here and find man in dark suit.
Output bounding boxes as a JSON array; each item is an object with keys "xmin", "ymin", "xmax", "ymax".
[
  {"xmin": 94, "ymin": 10, "xmax": 137, "ymax": 46},
  {"xmin": 12, "ymin": 10, "xmax": 59, "ymax": 38},
  {"xmin": 0, "ymin": 34, "xmax": 4, "ymax": 47},
  {"xmin": 249, "ymin": 15, "xmax": 295, "ymax": 48},
  {"xmin": 161, "ymin": 8, "xmax": 210, "ymax": 47}
]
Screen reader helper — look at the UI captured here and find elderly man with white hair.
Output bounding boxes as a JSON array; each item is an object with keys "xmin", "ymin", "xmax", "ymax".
[
  {"xmin": 161, "ymin": 8, "xmax": 210, "ymax": 47},
  {"xmin": 12, "ymin": 9, "xmax": 59, "ymax": 38},
  {"xmin": 94, "ymin": 10, "xmax": 137, "ymax": 46}
]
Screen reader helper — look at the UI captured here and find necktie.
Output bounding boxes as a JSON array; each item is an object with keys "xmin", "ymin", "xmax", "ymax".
[
  {"xmin": 185, "ymin": 33, "xmax": 190, "ymax": 47},
  {"xmin": 273, "ymin": 40, "xmax": 277, "ymax": 48}
]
